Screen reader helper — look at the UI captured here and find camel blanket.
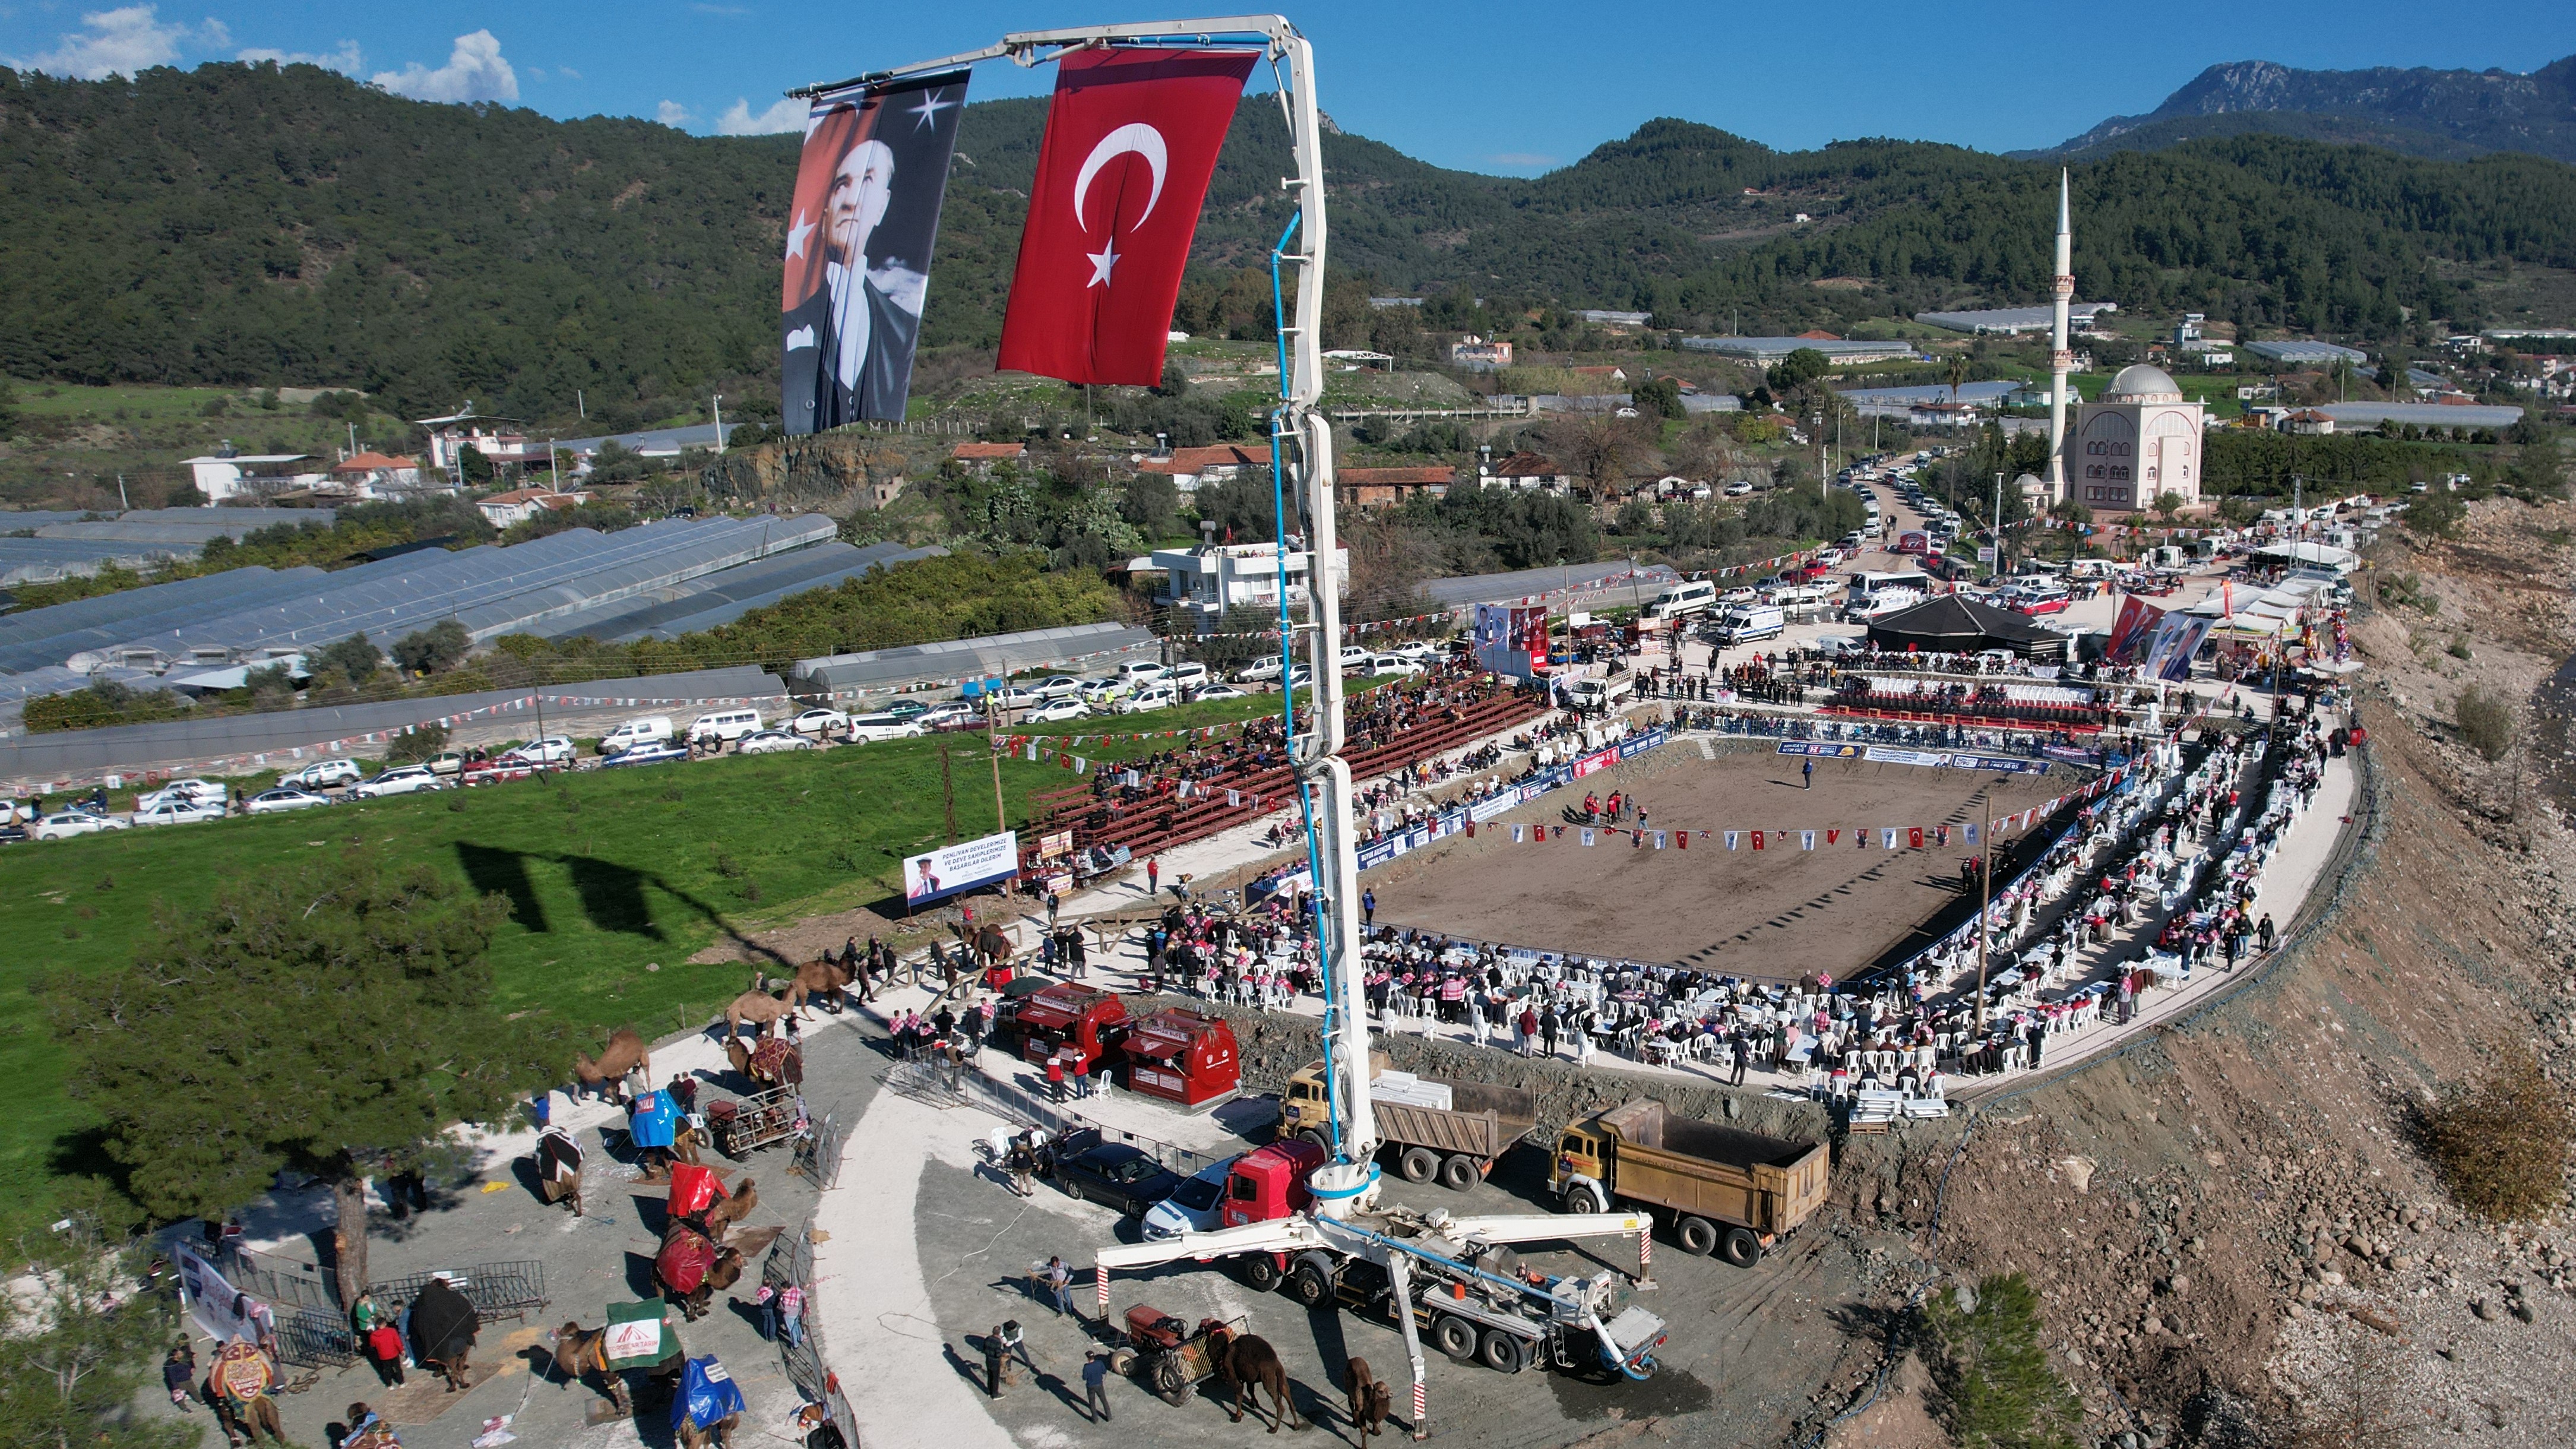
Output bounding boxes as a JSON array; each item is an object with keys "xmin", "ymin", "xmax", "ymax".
[{"xmin": 657, "ymin": 1228, "xmax": 717, "ymax": 1295}]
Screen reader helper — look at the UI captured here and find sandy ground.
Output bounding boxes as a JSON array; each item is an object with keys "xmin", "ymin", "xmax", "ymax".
[{"xmin": 1367, "ymin": 746, "xmax": 2066, "ymax": 973}]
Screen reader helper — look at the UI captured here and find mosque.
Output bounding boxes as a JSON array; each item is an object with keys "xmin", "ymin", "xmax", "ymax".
[{"xmin": 2039, "ymin": 172, "xmax": 2204, "ymax": 512}]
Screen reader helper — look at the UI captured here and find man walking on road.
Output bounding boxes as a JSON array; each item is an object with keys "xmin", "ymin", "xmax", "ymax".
[
  {"xmin": 1362, "ymin": 887, "xmax": 1376, "ymax": 928},
  {"xmin": 1083, "ymin": 1349, "xmax": 1113, "ymax": 1422},
  {"xmin": 1145, "ymin": 858, "xmax": 1160, "ymax": 898},
  {"xmin": 2257, "ymin": 913, "xmax": 2277, "ymax": 953},
  {"xmin": 1730, "ymin": 1033, "xmax": 1751, "ymax": 1087},
  {"xmin": 1802, "ymin": 758, "xmax": 1814, "ymax": 789}
]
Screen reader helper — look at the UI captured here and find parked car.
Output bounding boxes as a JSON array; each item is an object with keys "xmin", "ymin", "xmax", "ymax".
[
  {"xmin": 134, "ymin": 798, "xmax": 227, "ymax": 827},
  {"xmin": 846, "ymin": 713, "xmax": 928, "ymax": 743},
  {"xmin": 1143, "ymin": 1155, "xmax": 1242, "ymax": 1240},
  {"xmin": 879, "ymin": 699, "xmax": 931, "ymax": 722},
  {"xmin": 278, "ymin": 758, "xmax": 363, "ymax": 792},
  {"xmin": 916, "ymin": 702, "xmax": 981, "ymax": 730},
  {"xmin": 1031, "ymin": 676, "xmax": 1086, "ymax": 701},
  {"xmin": 600, "ymin": 741, "xmax": 691, "ymax": 769},
  {"xmin": 1077, "ymin": 676, "xmax": 1132, "ymax": 705},
  {"xmin": 1724, "ymin": 481, "xmax": 1755, "ymax": 497},
  {"xmin": 1336, "ymin": 646, "xmax": 1371, "ymax": 670},
  {"xmin": 737, "ymin": 729, "xmax": 815, "ymax": 755},
  {"xmin": 790, "ymin": 708, "xmax": 851, "ymax": 738},
  {"xmin": 1025, "ymin": 697, "xmax": 1090, "ymax": 723},
  {"xmin": 0, "ymin": 822, "xmax": 27, "ymax": 846},
  {"xmin": 1112, "ymin": 660, "xmax": 1169, "ymax": 688},
  {"xmin": 349, "ymin": 765, "xmax": 447, "ymax": 799},
  {"xmin": 1113, "ymin": 683, "xmax": 1179, "ymax": 714},
  {"xmin": 1234, "ymin": 656, "xmax": 1295, "ymax": 683},
  {"xmin": 1189, "ymin": 684, "xmax": 1247, "ymax": 703},
  {"xmin": 136, "ymin": 783, "xmax": 227, "ymax": 813},
  {"xmin": 423, "ymin": 751, "xmax": 468, "ymax": 777},
  {"xmin": 244, "ymin": 787, "xmax": 333, "ymax": 815},
  {"xmin": 1387, "ymin": 639, "xmax": 1444, "ymax": 663},
  {"xmin": 33, "ymin": 811, "xmax": 130, "ymax": 841},
  {"xmin": 1163, "ymin": 662, "xmax": 1210, "ymax": 692},
  {"xmin": 512, "ymin": 735, "xmax": 578, "ymax": 765},
  {"xmin": 461, "ymin": 755, "xmax": 537, "ymax": 786},
  {"xmin": 1053, "ymin": 1137, "xmax": 1184, "ymax": 1218},
  {"xmin": 688, "ymin": 708, "xmax": 765, "ymax": 746},
  {"xmin": 599, "ymin": 716, "xmax": 675, "ymax": 755},
  {"xmin": 1364, "ymin": 654, "xmax": 1423, "ymax": 677}
]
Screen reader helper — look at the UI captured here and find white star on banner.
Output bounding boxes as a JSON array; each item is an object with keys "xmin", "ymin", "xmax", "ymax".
[
  {"xmin": 910, "ymin": 87, "xmax": 955, "ymax": 130},
  {"xmin": 785, "ymin": 209, "xmax": 815, "ymax": 261},
  {"xmin": 1086, "ymin": 242, "xmax": 1120, "ymax": 288}
]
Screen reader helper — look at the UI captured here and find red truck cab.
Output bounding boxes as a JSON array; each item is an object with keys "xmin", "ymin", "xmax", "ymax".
[
  {"xmin": 1220, "ymin": 1138, "xmax": 1329, "ymax": 1229},
  {"xmin": 1014, "ymin": 982, "xmax": 1128, "ymax": 1074}
]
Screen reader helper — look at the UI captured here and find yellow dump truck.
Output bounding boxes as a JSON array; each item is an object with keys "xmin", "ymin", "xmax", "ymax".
[
  {"xmin": 1281, "ymin": 1058, "xmax": 1537, "ymax": 1191},
  {"xmin": 1549, "ymin": 1099, "xmax": 1829, "ymax": 1267}
]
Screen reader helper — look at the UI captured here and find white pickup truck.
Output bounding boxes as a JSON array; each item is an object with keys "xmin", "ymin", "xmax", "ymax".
[{"xmin": 1563, "ymin": 674, "xmax": 1635, "ymax": 712}]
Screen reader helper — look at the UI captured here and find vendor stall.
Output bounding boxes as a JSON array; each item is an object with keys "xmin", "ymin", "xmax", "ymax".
[
  {"xmin": 1118, "ymin": 1009, "xmax": 1241, "ymax": 1108},
  {"xmin": 1012, "ymin": 982, "xmax": 1129, "ymax": 1074}
]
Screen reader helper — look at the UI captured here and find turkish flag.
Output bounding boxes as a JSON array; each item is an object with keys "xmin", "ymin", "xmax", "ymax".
[{"xmin": 997, "ymin": 48, "xmax": 1256, "ymax": 385}]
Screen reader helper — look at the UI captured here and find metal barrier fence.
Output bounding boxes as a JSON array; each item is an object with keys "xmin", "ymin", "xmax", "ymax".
[
  {"xmin": 224, "ymin": 1245, "xmax": 340, "ymax": 1314},
  {"xmin": 366, "ymin": 1260, "xmax": 550, "ymax": 1324},
  {"xmin": 764, "ymin": 1227, "xmax": 859, "ymax": 1447},
  {"xmin": 953, "ymin": 1064, "xmax": 1235, "ymax": 1178},
  {"xmin": 274, "ymin": 1305, "xmax": 357, "ymax": 1369},
  {"xmin": 790, "ymin": 1109, "xmax": 847, "ymax": 1190}
]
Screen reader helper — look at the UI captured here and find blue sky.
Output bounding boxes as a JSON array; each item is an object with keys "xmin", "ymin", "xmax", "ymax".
[{"xmin": 3, "ymin": 1, "xmax": 2571, "ymax": 173}]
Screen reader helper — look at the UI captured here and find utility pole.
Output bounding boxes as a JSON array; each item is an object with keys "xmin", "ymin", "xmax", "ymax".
[
  {"xmin": 1992, "ymin": 471, "xmax": 2005, "ymax": 578},
  {"xmin": 115, "ymin": 474, "xmax": 129, "ymax": 511},
  {"xmin": 576, "ymin": 389, "xmax": 586, "ymax": 420},
  {"xmin": 712, "ymin": 394, "xmax": 726, "ymax": 454},
  {"xmin": 985, "ymin": 691, "xmax": 1008, "ymax": 834}
]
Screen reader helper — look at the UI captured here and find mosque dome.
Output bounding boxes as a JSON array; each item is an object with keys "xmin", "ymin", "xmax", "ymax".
[{"xmin": 2100, "ymin": 364, "xmax": 2184, "ymax": 403}]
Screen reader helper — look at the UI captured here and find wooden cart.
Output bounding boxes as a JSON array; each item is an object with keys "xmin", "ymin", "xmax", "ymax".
[
  {"xmin": 707, "ymin": 1088, "xmax": 800, "ymax": 1159},
  {"xmin": 1108, "ymin": 1305, "xmax": 1245, "ymax": 1406}
]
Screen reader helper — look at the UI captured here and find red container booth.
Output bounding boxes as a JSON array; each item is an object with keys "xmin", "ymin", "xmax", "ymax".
[
  {"xmin": 1014, "ymin": 982, "xmax": 1129, "ymax": 1074},
  {"xmin": 1119, "ymin": 1008, "xmax": 1242, "ymax": 1108}
]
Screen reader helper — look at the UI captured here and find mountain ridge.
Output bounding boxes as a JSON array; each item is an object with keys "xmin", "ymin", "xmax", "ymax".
[{"xmin": 2026, "ymin": 54, "xmax": 2576, "ymax": 163}]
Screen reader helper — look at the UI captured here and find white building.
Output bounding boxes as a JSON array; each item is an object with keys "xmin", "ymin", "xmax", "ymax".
[
  {"xmin": 476, "ymin": 488, "xmax": 591, "ymax": 528},
  {"xmin": 2073, "ymin": 365, "xmax": 2204, "ymax": 512},
  {"xmin": 1150, "ymin": 540, "xmax": 1349, "ymax": 630},
  {"xmin": 181, "ymin": 452, "xmax": 319, "ymax": 502}
]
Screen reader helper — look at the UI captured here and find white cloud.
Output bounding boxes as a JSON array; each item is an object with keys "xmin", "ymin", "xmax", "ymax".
[
  {"xmin": 370, "ymin": 29, "xmax": 517, "ymax": 104},
  {"xmin": 12, "ymin": 5, "xmax": 228, "ymax": 79},
  {"xmin": 716, "ymin": 95, "xmax": 804, "ymax": 135},
  {"xmin": 555, "ymin": 66, "xmax": 580, "ymax": 80},
  {"xmin": 237, "ymin": 40, "xmax": 363, "ymax": 74},
  {"xmin": 656, "ymin": 100, "xmax": 693, "ymax": 127}
]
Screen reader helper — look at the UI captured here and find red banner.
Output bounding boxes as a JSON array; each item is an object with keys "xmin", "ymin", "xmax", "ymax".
[{"xmin": 997, "ymin": 48, "xmax": 1257, "ymax": 385}]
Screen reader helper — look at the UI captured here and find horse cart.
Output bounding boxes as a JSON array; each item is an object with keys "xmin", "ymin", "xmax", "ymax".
[
  {"xmin": 707, "ymin": 1088, "xmax": 801, "ymax": 1160},
  {"xmin": 1109, "ymin": 1305, "xmax": 1246, "ymax": 1406}
]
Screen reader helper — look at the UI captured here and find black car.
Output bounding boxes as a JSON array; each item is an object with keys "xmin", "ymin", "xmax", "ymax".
[{"xmin": 1053, "ymin": 1135, "xmax": 1183, "ymax": 1217}]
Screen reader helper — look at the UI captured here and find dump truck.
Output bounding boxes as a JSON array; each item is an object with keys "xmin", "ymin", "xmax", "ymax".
[
  {"xmin": 1280, "ymin": 1057, "xmax": 1537, "ymax": 1191},
  {"xmin": 1548, "ymin": 1099, "xmax": 1829, "ymax": 1267}
]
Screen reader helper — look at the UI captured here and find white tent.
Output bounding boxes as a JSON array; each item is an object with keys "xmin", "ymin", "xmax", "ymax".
[{"xmin": 2255, "ymin": 540, "xmax": 2359, "ymax": 574}]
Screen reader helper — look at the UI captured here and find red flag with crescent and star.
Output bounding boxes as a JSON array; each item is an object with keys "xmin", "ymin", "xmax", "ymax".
[{"xmin": 997, "ymin": 47, "xmax": 1257, "ymax": 385}]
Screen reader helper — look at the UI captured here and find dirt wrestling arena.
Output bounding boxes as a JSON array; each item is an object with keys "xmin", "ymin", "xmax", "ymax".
[{"xmin": 1366, "ymin": 743, "xmax": 2072, "ymax": 977}]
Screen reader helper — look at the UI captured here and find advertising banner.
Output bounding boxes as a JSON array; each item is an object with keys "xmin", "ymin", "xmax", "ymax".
[
  {"xmin": 1473, "ymin": 603, "xmax": 1549, "ymax": 679},
  {"xmin": 1863, "ymin": 745, "xmax": 1952, "ymax": 768},
  {"xmin": 1356, "ymin": 838, "xmax": 1400, "ymax": 871},
  {"xmin": 781, "ymin": 70, "xmax": 969, "ymax": 434},
  {"xmin": 1571, "ymin": 748, "xmax": 1618, "ymax": 779},
  {"xmin": 1616, "ymin": 726, "xmax": 1669, "ymax": 760},
  {"xmin": 902, "ymin": 830, "xmax": 1020, "ymax": 906},
  {"xmin": 1036, "ymin": 830, "xmax": 1074, "ymax": 860},
  {"xmin": 1469, "ymin": 792, "xmax": 1519, "ymax": 824},
  {"xmin": 1950, "ymin": 752, "xmax": 2050, "ymax": 776},
  {"xmin": 1778, "ymin": 741, "xmax": 1863, "ymax": 759},
  {"xmin": 176, "ymin": 1246, "xmax": 275, "ymax": 1347}
]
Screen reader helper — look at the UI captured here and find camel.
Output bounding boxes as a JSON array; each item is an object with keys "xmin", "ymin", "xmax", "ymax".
[
  {"xmin": 653, "ymin": 1219, "xmax": 743, "ymax": 1321},
  {"xmin": 721, "ymin": 977, "xmax": 793, "ymax": 1040},
  {"xmin": 698, "ymin": 1176, "xmax": 759, "ymax": 1238},
  {"xmin": 1206, "ymin": 1324, "xmax": 1302, "ymax": 1433},
  {"xmin": 408, "ymin": 1278, "xmax": 479, "ymax": 1394},
  {"xmin": 724, "ymin": 1037, "xmax": 803, "ymax": 1090},
  {"xmin": 784, "ymin": 956, "xmax": 853, "ymax": 1018},
  {"xmin": 676, "ymin": 1408, "xmax": 738, "ymax": 1449},
  {"xmin": 1344, "ymin": 1357, "xmax": 1393, "ymax": 1445},
  {"xmin": 548, "ymin": 1321, "xmax": 682, "ymax": 1416},
  {"xmin": 571, "ymin": 1027, "xmax": 650, "ymax": 1103}
]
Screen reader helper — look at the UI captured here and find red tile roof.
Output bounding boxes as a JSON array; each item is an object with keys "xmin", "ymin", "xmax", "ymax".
[
  {"xmin": 1795, "ymin": 330, "xmax": 1842, "ymax": 341},
  {"xmin": 332, "ymin": 451, "xmax": 419, "ymax": 472},
  {"xmin": 1337, "ymin": 467, "xmax": 1455, "ymax": 485},
  {"xmin": 1138, "ymin": 444, "xmax": 1269, "ymax": 474},
  {"xmin": 1490, "ymin": 451, "xmax": 1564, "ymax": 477}
]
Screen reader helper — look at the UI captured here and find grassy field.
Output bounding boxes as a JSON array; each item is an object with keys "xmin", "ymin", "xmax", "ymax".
[{"xmin": 0, "ymin": 732, "xmax": 1158, "ymax": 1233}]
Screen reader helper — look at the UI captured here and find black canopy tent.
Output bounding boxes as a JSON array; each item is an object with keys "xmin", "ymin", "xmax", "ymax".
[{"xmin": 1863, "ymin": 595, "xmax": 2068, "ymax": 658}]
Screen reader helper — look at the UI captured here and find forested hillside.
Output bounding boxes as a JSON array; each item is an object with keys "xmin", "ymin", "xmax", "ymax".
[{"xmin": 5, "ymin": 61, "xmax": 2575, "ymax": 432}]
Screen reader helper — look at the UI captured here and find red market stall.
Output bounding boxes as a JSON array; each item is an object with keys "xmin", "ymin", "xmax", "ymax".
[
  {"xmin": 1013, "ymin": 982, "xmax": 1129, "ymax": 1074},
  {"xmin": 1119, "ymin": 1009, "xmax": 1241, "ymax": 1108}
]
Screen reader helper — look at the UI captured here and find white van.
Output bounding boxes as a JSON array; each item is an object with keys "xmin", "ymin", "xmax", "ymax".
[
  {"xmin": 1642, "ymin": 579, "xmax": 1718, "ymax": 622},
  {"xmin": 1716, "ymin": 606, "xmax": 1787, "ymax": 645},
  {"xmin": 1163, "ymin": 662, "xmax": 1210, "ymax": 692},
  {"xmin": 600, "ymin": 716, "xmax": 674, "ymax": 755},
  {"xmin": 687, "ymin": 708, "xmax": 764, "ymax": 746},
  {"xmin": 1113, "ymin": 660, "xmax": 1169, "ymax": 688}
]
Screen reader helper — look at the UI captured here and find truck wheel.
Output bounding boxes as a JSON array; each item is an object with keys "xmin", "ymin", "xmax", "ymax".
[
  {"xmin": 1398, "ymin": 1147, "xmax": 1439, "ymax": 1183},
  {"xmin": 1287, "ymin": 1258, "xmax": 1333, "ymax": 1309},
  {"xmin": 1678, "ymin": 1215, "xmax": 1720, "ymax": 1256},
  {"xmin": 1479, "ymin": 1328, "xmax": 1527, "ymax": 1374},
  {"xmin": 1432, "ymin": 1314, "xmax": 1478, "ymax": 1362},
  {"xmin": 1720, "ymin": 1227, "xmax": 1763, "ymax": 1268},
  {"xmin": 1564, "ymin": 1184, "xmax": 1606, "ymax": 1215},
  {"xmin": 1439, "ymin": 1154, "xmax": 1482, "ymax": 1192},
  {"xmin": 1107, "ymin": 1348, "xmax": 1137, "ymax": 1377},
  {"xmin": 1239, "ymin": 1254, "xmax": 1281, "ymax": 1292},
  {"xmin": 1297, "ymin": 1129, "xmax": 1330, "ymax": 1150}
]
